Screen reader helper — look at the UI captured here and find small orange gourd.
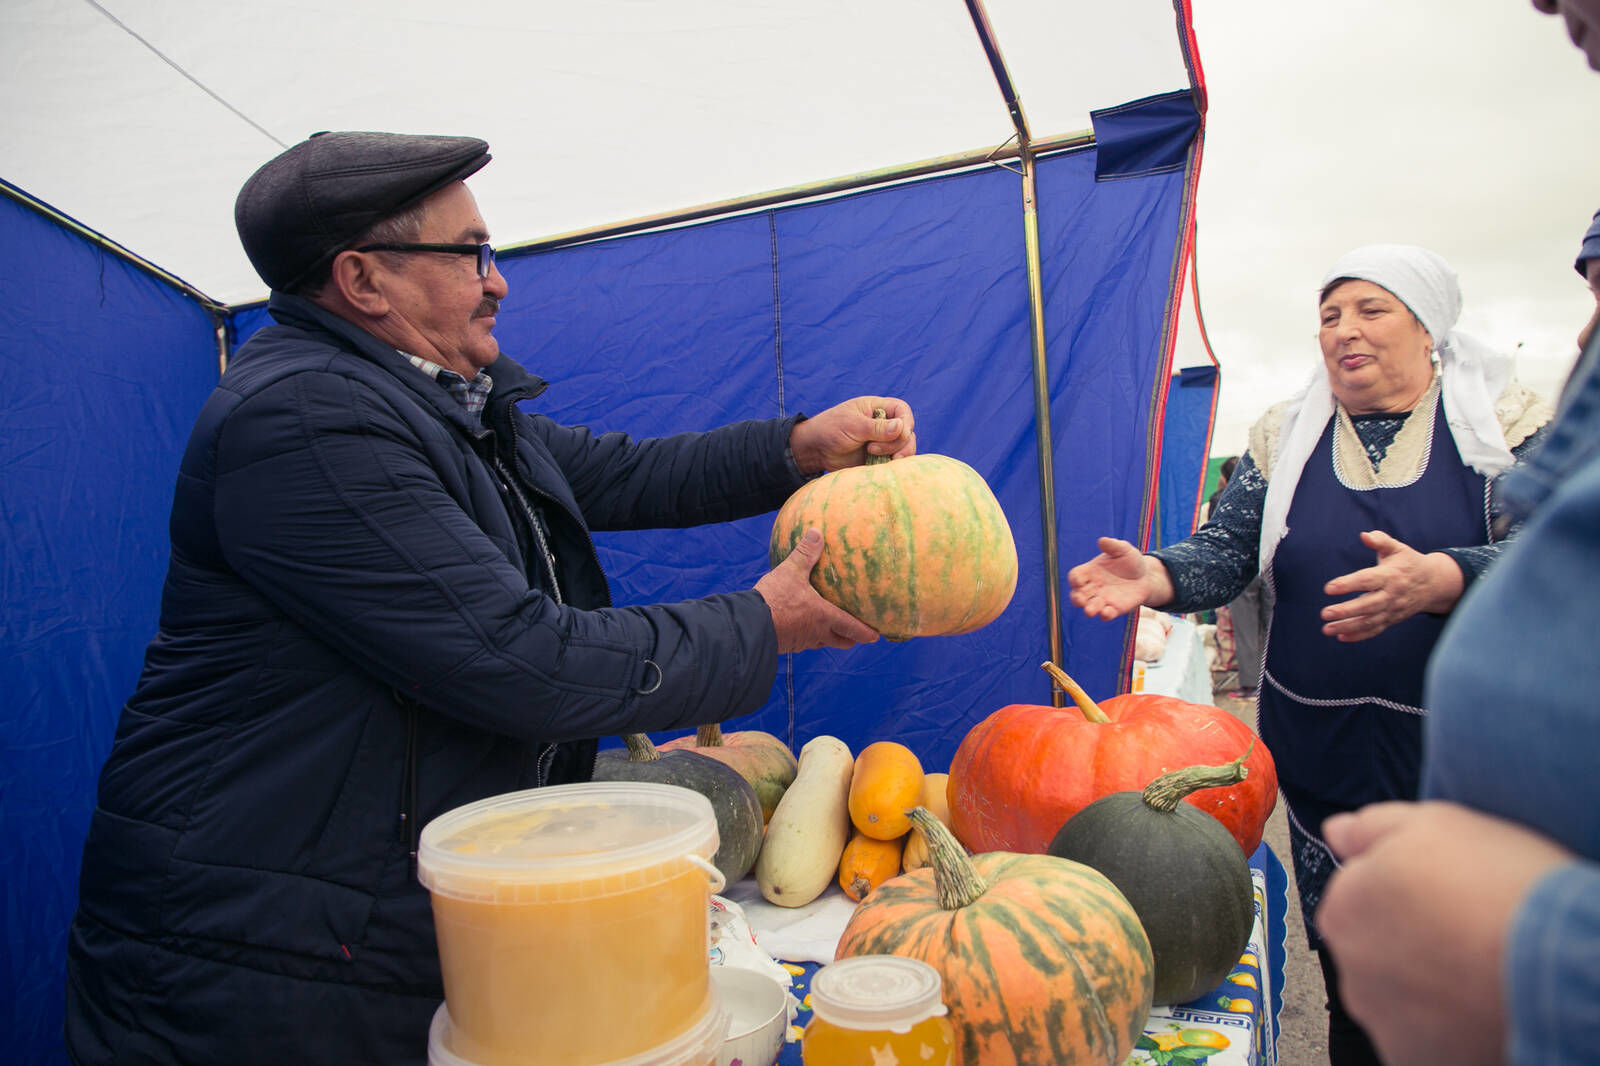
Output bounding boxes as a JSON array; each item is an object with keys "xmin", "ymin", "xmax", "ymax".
[
  {"xmin": 838, "ymin": 829, "xmax": 906, "ymax": 902},
  {"xmin": 901, "ymin": 772, "xmax": 952, "ymax": 873},
  {"xmin": 848, "ymin": 741, "xmax": 924, "ymax": 840}
]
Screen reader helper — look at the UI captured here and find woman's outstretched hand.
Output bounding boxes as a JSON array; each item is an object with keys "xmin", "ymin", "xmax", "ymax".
[{"xmin": 1067, "ymin": 536, "xmax": 1175, "ymax": 620}]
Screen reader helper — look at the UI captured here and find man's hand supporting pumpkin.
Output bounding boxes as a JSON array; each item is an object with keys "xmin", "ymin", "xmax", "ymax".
[
  {"xmin": 756, "ymin": 529, "xmax": 879, "ymax": 654},
  {"xmin": 788, "ymin": 395, "xmax": 916, "ymax": 475},
  {"xmin": 759, "ymin": 394, "xmax": 916, "ymax": 653}
]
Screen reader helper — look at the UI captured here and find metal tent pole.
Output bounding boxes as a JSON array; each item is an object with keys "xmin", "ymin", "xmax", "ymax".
[
  {"xmin": 0, "ymin": 180, "xmax": 233, "ymax": 377},
  {"xmin": 962, "ymin": 0, "xmax": 1066, "ymax": 704},
  {"xmin": 497, "ymin": 133, "xmax": 1091, "ymax": 258}
]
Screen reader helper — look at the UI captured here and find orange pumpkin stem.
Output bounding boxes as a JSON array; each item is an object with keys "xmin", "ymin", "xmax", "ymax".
[
  {"xmin": 906, "ymin": 805, "xmax": 987, "ymax": 910},
  {"xmin": 1140, "ymin": 741, "xmax": 1253, "ymax": 813},
  {"xmin": 695, "ymin": 723, "xmax": 725, "ymax": 746},
  {"xmin": 621, "ymin": 733, "xmax": 663, "ymax": 762},
  {"xmin": 1040, "ymin": 661, "xmax": 1112, "ymax": 724}
]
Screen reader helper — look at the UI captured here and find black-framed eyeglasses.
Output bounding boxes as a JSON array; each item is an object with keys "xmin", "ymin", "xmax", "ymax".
[{"xmin": 355, "ymin": 242, "xmax": 496, "ymax": 278}]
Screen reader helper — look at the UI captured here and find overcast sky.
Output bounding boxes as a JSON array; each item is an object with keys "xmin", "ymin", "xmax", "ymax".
[
  {"xmin": 4, "ymin": 1, "xmax": 1589, "ymax": 463},
  {"xmin": 1177, "ymin": 0, "xmax": 1600, "ymax": 456}
]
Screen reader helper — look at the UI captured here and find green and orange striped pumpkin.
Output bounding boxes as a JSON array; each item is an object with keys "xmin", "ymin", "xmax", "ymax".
[
  {"xmin": 768, "ymin": 444, "xmax": 1016, "ymax": 641},
  {"xmin": 834, "ymin": 807, "xmax": 1154, "ymax": 1066},
  {"xmin": 658, "ymin": 723, "xmax": 798, "ymax": 823}
]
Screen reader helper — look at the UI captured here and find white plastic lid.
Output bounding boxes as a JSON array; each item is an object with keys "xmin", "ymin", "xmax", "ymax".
[
  {"xmin": 810, "ymin": 955, "xmax": 949, "ymax": 1033},
  {"xmin": 427, "ymin": 989, "xmax": 730, "ymax": 1066},
  {"xmin": 416, "ymin": 781, "xmax": 719, "ymax": 903}
]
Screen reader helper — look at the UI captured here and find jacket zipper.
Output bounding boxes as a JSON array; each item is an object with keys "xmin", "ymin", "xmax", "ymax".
[
  {"xmin": 495, "ymin": 407, "xmax": 611, "ymax": 608},
  {"xmin": 394, "ymin": 693, "xmax": 420, "ymax": 881},
  {"xmin": 491, "ymin": 452, "xmax": 564, "ymax": 605},
  {"xmin": 535, "ymin": 742, "xmax": 558, "ymax": 788},
  {"xmin": 487, "ymin": 399, "xmax": 612, "ymax": 789}
]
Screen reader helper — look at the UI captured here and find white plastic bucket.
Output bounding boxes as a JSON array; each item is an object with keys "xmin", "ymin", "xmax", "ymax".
[
  {"xmin": 428, "ymin": 992, "xmax": 731, "ymax": 1066},
  {"xmin": 418, "ymin": 782, "xmax": 724, "ymax": 1065}
]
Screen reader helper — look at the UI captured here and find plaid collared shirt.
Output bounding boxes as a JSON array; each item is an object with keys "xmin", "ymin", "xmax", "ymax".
[{"xmin": 403, "ymin": 353, "xmax": 493, "ymax": 429}]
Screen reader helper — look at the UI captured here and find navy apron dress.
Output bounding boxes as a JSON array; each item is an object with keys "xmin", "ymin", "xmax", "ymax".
[{"xmin": 1260, "ymin": 404, "xmax": 1488, "ymax": 945}]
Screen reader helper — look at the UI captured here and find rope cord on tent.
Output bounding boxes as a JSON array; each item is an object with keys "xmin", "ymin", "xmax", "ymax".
[
  {"xmin": 769, "ymin": 213, "xmax": 785, "ymax": 420},
  {"xmin": 758, "ymin": 209, "xmax": 796, "ymax": 745},
  {"xmin": 1187, "ymin": 230, "xmax": 1223, "ymax": 373},
  {"xmin": 81, "ymin": 0, "xmax": 287, "ymax": 149}
]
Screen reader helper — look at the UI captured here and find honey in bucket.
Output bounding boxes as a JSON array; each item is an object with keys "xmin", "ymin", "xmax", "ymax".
[{"xmin": 418, "ymin": 782, "xmax": 724, "ymax": 1066}]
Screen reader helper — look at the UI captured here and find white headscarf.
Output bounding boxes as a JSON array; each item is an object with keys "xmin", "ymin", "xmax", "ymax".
[{"xmin": 1258, "ymin": 244, "xmax": 1516, "ymax": 575}]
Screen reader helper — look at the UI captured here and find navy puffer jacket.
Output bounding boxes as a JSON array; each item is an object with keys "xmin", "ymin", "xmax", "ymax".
[{"xmin": 65, "ymin": 293, "xmax": 802, "ymax": 1064}]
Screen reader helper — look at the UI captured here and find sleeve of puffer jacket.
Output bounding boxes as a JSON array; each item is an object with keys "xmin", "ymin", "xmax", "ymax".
[
  {"xmin": 210, "ymin": 369, "xmax": 782, "ymax": 743},
  {"xmin": 521, "ymin": 410, "xmax": 805, "ymax": 532}
]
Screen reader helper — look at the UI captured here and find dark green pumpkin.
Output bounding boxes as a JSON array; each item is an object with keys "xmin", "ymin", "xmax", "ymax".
[
  {"xmin": 1047, "ymin": 753, "xmax": 1254, "ymax": 1006},
  {"xmin": 592, "ymin": 734, "xmax": 764, "ymax": 885}
]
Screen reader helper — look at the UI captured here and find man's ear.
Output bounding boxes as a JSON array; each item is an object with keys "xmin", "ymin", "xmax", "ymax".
[{"xmin": 328, "ymin": 250, "xmax": 390, "ymax": 316}]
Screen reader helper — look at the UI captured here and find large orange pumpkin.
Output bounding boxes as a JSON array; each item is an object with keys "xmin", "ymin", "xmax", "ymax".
[
  {"xmin": 835, "ymin": 808, "xmax": 1153, "ymax": 1066},
  {"xmin": 768, "ymin": 445, "xmax": 1016, "ymax": 641},
  {"xmin": 948, "ymin": 663, "xmax": 1277, "ymax": 856}
]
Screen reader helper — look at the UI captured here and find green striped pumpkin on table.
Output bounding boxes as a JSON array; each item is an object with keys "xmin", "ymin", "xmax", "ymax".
[
  {"xmin": 834, "ymin": 807, "xmax": 1154, "ymax": 1066},
  {"xmin": 768, "ymin": 452, "xmax": 1016, "ymax": 641}
]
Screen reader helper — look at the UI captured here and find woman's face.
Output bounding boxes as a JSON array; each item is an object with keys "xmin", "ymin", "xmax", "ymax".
[{"xmin": 1318, "ymin": 280, "xmax": 1437, "ymax": 414}]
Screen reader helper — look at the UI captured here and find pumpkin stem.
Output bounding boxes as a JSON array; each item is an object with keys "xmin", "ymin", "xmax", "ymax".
[
  {"xmin": 1040, "ymin": 661, "xmax": 1112, "ymax": 724},
  {"xmin": 695, "ymin": 723, "xmax": 725, "ymax": 747},
  {"xmin": 1140, "ymin": 741, "xmax": 1253, "ymax": 812},
  {"xmin": 621, "ymin": 733, "xmax": 663, "ymax": 762},
  {"xmin": 907, "ymin": 806, "xmax": 987, "ymax": 910},
  {"xmin": 865, "ymin": 407, "xmax": 891, "ymax": 467}
]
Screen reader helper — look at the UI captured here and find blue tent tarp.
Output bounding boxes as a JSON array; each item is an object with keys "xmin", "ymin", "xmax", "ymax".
[
  {"xmin": 0, "ymin": 188, "xmax": 221, "ymax": 1053},
  {"xmin": 1157, "ymin": 363, "xmax": 1220, "ymax": 548}
]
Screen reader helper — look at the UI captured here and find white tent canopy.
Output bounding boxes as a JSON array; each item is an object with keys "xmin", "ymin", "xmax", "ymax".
[{"xmin": 2, "ymin": 0, "xmax": 1190, "ymax": 303}]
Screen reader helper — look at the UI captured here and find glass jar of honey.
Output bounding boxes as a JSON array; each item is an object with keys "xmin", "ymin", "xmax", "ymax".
[{"xmin": 802, "ymin": 955, "xmax": 955, "ymax": 1066}]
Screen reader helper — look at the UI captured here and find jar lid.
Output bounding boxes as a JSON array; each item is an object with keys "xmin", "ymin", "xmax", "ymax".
[{"xmin": 810, "ymin": 955, "xmax": 948, "ymax": 1033}]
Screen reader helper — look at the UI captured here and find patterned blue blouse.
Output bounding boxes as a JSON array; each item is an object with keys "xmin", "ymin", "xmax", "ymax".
[{"xmin": 1153, "ymin": 414, "xmax": 1550, "ymax": 614}]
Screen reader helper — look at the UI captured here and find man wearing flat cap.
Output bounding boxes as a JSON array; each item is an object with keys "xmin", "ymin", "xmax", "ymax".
[{"xmin": 64, "ymin": 131, "xmax": 915, "ymax": 1064}]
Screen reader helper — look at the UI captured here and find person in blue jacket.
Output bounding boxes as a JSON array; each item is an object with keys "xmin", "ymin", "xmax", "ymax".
[
  {"xmin": 1318, "ymin": 202, "xmax": 1600, "ymax": 1065},
  {"xmin": 62, "ymin": 131, "xmax": 914, "ymax": 1064}
]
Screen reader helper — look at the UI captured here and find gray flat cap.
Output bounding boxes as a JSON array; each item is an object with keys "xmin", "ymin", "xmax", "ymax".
[{"xmin": 235, "ymin": 131, "xmax": 491, "ymax": 292}]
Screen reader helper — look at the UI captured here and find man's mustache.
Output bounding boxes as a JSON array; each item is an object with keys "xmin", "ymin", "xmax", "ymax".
[{"xmin": 474, "ymin": 297, "xmax": 500, "ymax": 319}]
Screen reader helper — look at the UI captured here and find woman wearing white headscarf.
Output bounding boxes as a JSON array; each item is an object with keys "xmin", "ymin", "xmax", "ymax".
[{"xmin": 1068, "ymin": 244, "xmax": 1551, "ymax": 1066}]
